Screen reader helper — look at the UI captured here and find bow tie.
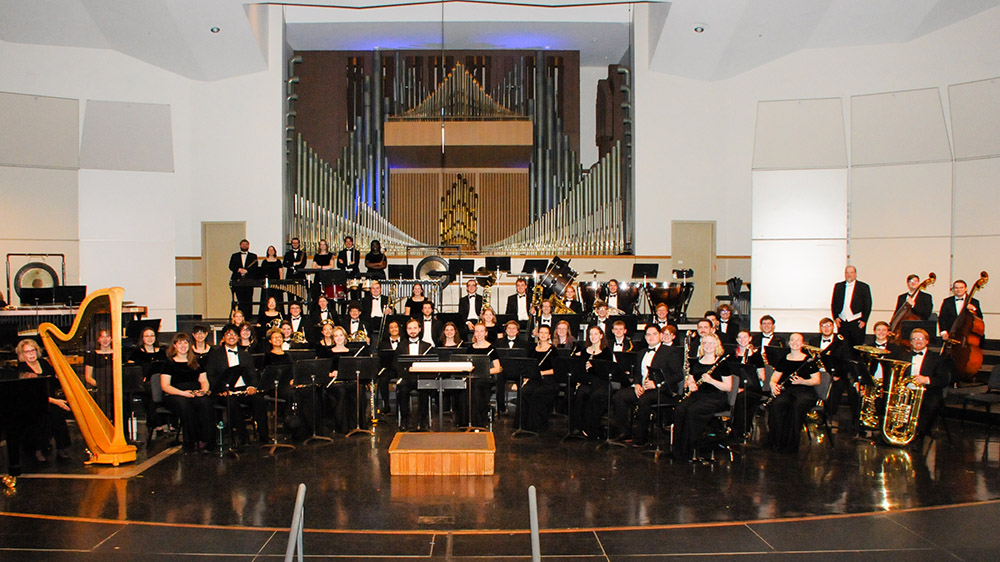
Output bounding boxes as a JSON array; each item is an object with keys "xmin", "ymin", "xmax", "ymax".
[
  {"xmin": 876, "ymin": 343, "xmax": 886, "ymax": 348},
  {"xmin": 227, "ymin": 348, "xmax": 239, "ymax": 354},
  {"xmin": 291, "ymin": 316, "xmax": 300, "ymax": 321},
  {"xmin": 955, "ymin": 297, "xmax": 965, "ymax": 302},
  {"xmin": 409, "ymin": 339, "xmax": 419, "ymax": 344},
  {"xmin": 822, "ymin": 338, "xmax": 831, "ymax": 344},
  {"xmin": 913, "ymin": 351, "xmax": 924, "ymax": 356},
  {"xmin": 646, "ymin": 347, "xmax": 657, "ymax": 355}
]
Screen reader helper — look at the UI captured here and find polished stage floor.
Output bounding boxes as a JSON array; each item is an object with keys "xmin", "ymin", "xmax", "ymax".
[{"xmin": 2, "ymin": 410, "xmax": 1000, "ymax": 561}]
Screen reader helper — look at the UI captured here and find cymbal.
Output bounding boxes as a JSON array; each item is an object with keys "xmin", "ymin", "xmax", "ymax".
[{"xmin": 584, "ymin": 269, "xmax": 605, "ymax": 275}]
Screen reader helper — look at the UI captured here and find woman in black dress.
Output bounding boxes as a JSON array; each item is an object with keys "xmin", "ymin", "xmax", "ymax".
[
  {"xmin": 256, "ymin": 296, "xmax": 283, "ymax": 341},
  {"xmin": 517, "ymin": 325, "xmax": 559, "ymax": 431},
  {"xmin": 17, "ymin": 339, "xmax": 71, "ymax": 462},
  {"xmin": 127, "ymin": 327, "xmax": 165, "ymax": 440},
  {"xmin": 767, "ymin": 333, "xmax": 820, "ymax": 453},
  {"xmin": 238, "ymin": 322, "xmax": 259, "ymax": 354},
  {"xmin": 726, "ymin": 330, "xmax": 767, "ymax": 441},
  {"xmin": 160, "ymin": 333, "xmax": 214, "ymax": 453},
  {"xmin": 480, "ymin": 307, "xmax": 500, "ymax": 341},
  {"xmin": 673, "ymin": 334, "xmax": 733, "ymax": 460},
  {"xmin": 438, "ymin": 322, "xmax": 463, "ymax": 348},
  {"xmin": 312, "ymin": 239, "xmax": 334, "ymax": 270},
  {"xmin": 458, "ymin": 324, "xmax": 501, "ymax": 427},
  {"xmin": 259, "ymin": 245, "xmax": 284, "ymax": 310},
  {"xmin": 191, "ymin": 325, "xmax": 213, "ymax": 364},
  {"xmin": 320, "ymin": 325, "xmax": 360, "ymax": 433},
  {"xmin": 553, "ymin": 320, "xmax": 576, "ymax": 350},
  {"xmin": 573, "ymin": 326, "xmax": 613, "ymax": 438},
  {"xmin": 84, "ymin": 329, "xmax": 115, "ymax": 418},
  {"xmin": 403, "ymin": 283, "xmax": 428, "ymax": 318},
  {"xmin": 365, "ymin": 240, "xmax": 387, "ymax": 280}
]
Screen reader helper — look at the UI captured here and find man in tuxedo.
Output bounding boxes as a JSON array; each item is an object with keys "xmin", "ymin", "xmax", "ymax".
[
  {"xmin": 809, "ymin": 317, "xmax": 859, "ymax": 432},
  {"xmin": 588, "ymin": 300, "xmax": 612, "ymax": 339},
  {"xmin": 894, "ymin": 274, "xmax": 933, "ymax": 321},
  {"xmin": 418, "ymin": 301, "xmax": 442, "ymax": 346},
  {"xmin": 308, "ymin": 295, "xmax": 336, "ymax": 342},
  {"xmin": 860, "ymin": 321, "xmax": 904, "ymax": 414},
  {"xmin": 361, "ymin": 280, "xmax": 392, "ymax": 337},
  {"xmin": 505, "ymin": 277, "xmax": 533, "ymax": 322},
  {"xmin": 650, "ymin": 302, "xmax": 671, "ymax": 331},
  {"xmin": 287, "ymin": 302, "xmax": 307, "ymax": 343},
  {"xmin": 831, "ymin": 265, "xmax": 872, "ymax": 347},
  {"xmin": 496, "ymin": 320, "xmax": 527, "ymax": 415},
  {"xmin": 687, "ymin": 318, "xmax": 715, "ymax": 360},
  {"xmin": 205, "ymin": 324, "xmax": 269, "ymax": 446},
  {"xmin": 375, "ymin": 320, "xmax": 403, "ymax": 414},
  {"xmin": 611, "ymin": 325, "xmax": 684, "ymax": 446},
  {"xmin": 716, "ymin": 304, "xmax": 740, "ymax": 345},
  {"xmin": 339, "ymin": 303, "xmax": 366, "ymax": 341},
  {"xmin": 283, "ymin": 237, "xmax": 307, "ymax": 280},
  {"xmin": 602, "ymin": 279, "xmax": 632, "ymax": 313},
  {"xmin": 939, "ymin": 279, "xmax": 983, "ymax": 341},
  {"xmin": 458, "ymin": 279, "xmax": 484, "ymax": 332},
  {"xmin": 394, "ymin": 318, "xmax": 434, "ymax": 431},
  {"xmin": 228, "ymin": 239, "xmax": 258, "ymax": 317},
  {"xmin": 892, "ymin": 328, "xmax": 954, "ymax": 443},
  {"xmin": 752, "ymin": 315, "xmax": 787, "ymax": 364},
  {"xmin": 609, "ymin": 320, "xmax": 633, "ymax": 353},
  {"xmin": 336, "ymin": 236, "xmax": 360, "ymax": 274}
]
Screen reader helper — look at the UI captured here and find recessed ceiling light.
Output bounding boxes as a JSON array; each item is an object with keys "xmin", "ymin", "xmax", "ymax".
[
  {"xmin": 693, "ymin": 24, "xmax": 706, "ymax": 33},
  {"xmin": 210, "ymin": 27, "xmax": 221, "ymax": 33}
]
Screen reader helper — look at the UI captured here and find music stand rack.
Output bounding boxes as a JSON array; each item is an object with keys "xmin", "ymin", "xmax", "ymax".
[
  {"xmin": 339, "ymin": 356, "xmax": 379, "ymax": 437},
  {"xmin": 259, "ymin": 364, "xmax": 295, "ymax": 455},
  {"xmin": 293, "ymin": 359, "xmax": 334, "ymax": 446},
  {"xmin": 452, "ymin": 354, "xmax": 491, "ymax": 432}
]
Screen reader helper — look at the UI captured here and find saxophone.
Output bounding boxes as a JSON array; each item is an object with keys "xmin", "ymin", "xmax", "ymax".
[{"xmin": 881, "ymin": 358, "xmax": 922, "ymax": 446}]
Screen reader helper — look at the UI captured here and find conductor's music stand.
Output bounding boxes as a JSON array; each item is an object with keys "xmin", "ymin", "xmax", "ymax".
[
  {"xmin": 293, "ymin": 359, "xmax": 333, "ymax": 446},
  {"xmin": 339, "ymin": 356, "xmax": 379, "ymax": 437},
  {"xmin": 452, "ymin": 354, "xmax": 490, "ymax": 432},
  {"xmin": 259, "ymin": 364, "xmax": 295, "ymax": 455}
]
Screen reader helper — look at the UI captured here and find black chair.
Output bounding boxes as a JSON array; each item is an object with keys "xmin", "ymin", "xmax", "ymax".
[
  {"xmin": 962, "ymin": 365, "xmax": 1000, "ymax": 438},
  {"xmin": 691, "ymin": 378, "xmax": 741, "ymax": 462},
  {"xmin": 805, "ymin": 370, "xmax": 834, "ymax": 447},
  {"xmin": 147, "ymin": 373, "xmax": 181, "ymax": 447}
]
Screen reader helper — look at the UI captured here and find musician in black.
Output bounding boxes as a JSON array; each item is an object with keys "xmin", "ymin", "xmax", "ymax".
[
  {"xmin": 609, "ymin": 320, "xmax": 633, "ymax": 353},
  {"xmin": 767, "ymin": 333, "xmax": 821, "ymax": 453},
  {"xmin": 496, "ymin": 320, "xmax": 528, "ymax": 415},
  {"xmin": 726, "ymin": 330, "xmax": 766, "ymax": 441},
  {"xmin": 395, "ymin": 318, "xmax": 434, "ymax": 431},
  {"xmin": 283, "ymin": 237, "xmax": 307, "ymax": 280},
  {"xmin": 716, "ymin": 304, "xmax": 740, "ymax": 345},
  {"xmin": 573, "ymin": 325, "xmax": 613, "ymax": 438},
  {"xmin": 375, "ymin": 320, "xmax": 403, "ymax": 413},
  {"xmin": 651, "ymin": 302, "xmax": 671, "ymax": 331},
  {"xmin": 307, "ymin": 295, "xmax": 336, "ymax": 342},
  {"xmin": 810, "ymin": 317, "xmax": 859, "ymax": 432},
  {"xmin": 516, "ymin": 325, "xmax": 559, "ymax": 432},
  {"xmin": 892, "ymin": 328, "xmax": 954, "ymax": 443},
  {"xmin": 364, "ymin": 239, "xmax": 387, "ymax": 280},
  {"xmin": 458, "ymin": 279, "xmax": 484, "ymax": 332},
  {"xmin": 894, "ymin": 274, "xmax": 933, "ymax": 321},
  {"xmin": 419, "ymin": 301, "xmax": 443, "ymax": 346},
  {"xmin": 561, "ymin": 284, "xmax": 583, "ymax": 314},
  {"xmin": 336, "ymin": 236, "xmax": 360, "ymax": 274},
  {"xmin": 361, "ymin": 280, "xmax": 392, "ymax": 336},
  {"xmin": 18, "ymin": 339, "xmax": 71, "ymax": 462},
  {"xmin": 339, "ymin": 302, "xmax": 367, "ymax": 343},
  {"xmin": 588, "ymin": 300, "xmax": 612, "ymax": 339},
  {"xmin": 287, "ymin": 302, "xmax": 308, "ymax": 344},
  {"xmin": 204, "ymin": 324, "xmax": 270, "ymax": 446},
  {"xmin": 831, "ymin": 265, "xmax": 872, "ymax": 347},
  {"xmin": 160, "ymin": 333, "xmax": 215, "ymax": 453},
  {"xmin": 939, "ymin": 279, "xmax": 983, "ymax": 341},
  {"xmin": 752, "ymin": 315, "xmax": 787, "ymax": 365},
  {"xmin": 602, "ymin": 279, "xmax": 632, "ymax": 313},
  {"xmin": 505, "ymin": 277, "xmax": 532, "ymax": 322},
  {"xmin": 229, "ymin": 239, "xmax": 258, "ymax": 317},
  {"xmin": 459, "ymin": 323, "xmax": 501, "ymax": 428},
  {"xmin": 259, "ymin": 245, "xmax": 284, "ymax": 310},
  {"xmin": 611, "ymin": 325, "xmax": 683, "ymax": 447},
  {"xmin": 672, "ymin": 333, "xmax": 733, "ymax": 460}
]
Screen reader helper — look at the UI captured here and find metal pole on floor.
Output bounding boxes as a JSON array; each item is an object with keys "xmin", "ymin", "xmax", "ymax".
[
  {"xmin": 285, "ymin": 483, "xmax": 306, "ymax": 562},
  {"xmin": 528, "ymin": 485, "xmax": 541, "ymax": 562}
]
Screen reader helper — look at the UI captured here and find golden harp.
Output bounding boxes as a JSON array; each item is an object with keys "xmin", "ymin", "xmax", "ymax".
[{"xmin": 39, "ymin": 287, "xmax": 137, "ymax": 466}]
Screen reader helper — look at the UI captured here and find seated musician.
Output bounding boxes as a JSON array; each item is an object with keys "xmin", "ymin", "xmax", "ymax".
[
  {"xmin": 319, "ymin": 325, "xmax": 361, "ymax": 434},
  {"xmin": 264, "ymin": 327, "xmax": 293, "ymax": 368},
  {"xmin": 458, "ymin": 323, "xmax": 501, "ymax": 428},
  {"xmin": 752, "ymin": 315, "xmax": 786, "ymax": 364},
  {"xmin": 687, "ymin": 318, "xmax": 715, "ymax": 359},
  {"xmin": 419, "ymin": 301, "xmax": 442, "ymax": 346},
  {"xmin": 287, "ymin": 302, "xmax": 308, "ymax": 344},
  {"xmin": 651, "ymin": 302, "xmax": 671, "ymax": 330},
  {"xmin": 308, "ymin": 295, "xmax": 335, "ymax": 336},
  {"xmin": 238, "ymin": 322, "xmax": 260, "ymax": 354},
  {"xmin": 726, "ymin": 330, "xmax": 766, "ymax": 442},
  {"xmin": 672, "ymin": 333, "xmax": 733, "ymax": 460},
  {"xmin": 83, "ymin": 328, "xmax": 115, "ymax": 417},
  {"xmin": 361, "ymin": 280, "xmax": 392, "ymax": 335},
  {"xmin": 458, "ymin": 279, "xmax": 484, "ymax": 333},
  {"xmin": 609, "ymin": 320, "xmax": 633, "ymax": 353},
  {"xmin": 939, "ymin": 279, "xmax": 983, "ymax": 341},
  {"xmin": 561, "ymin": 284, "xmax": 583, "ymax": 314},
  {"xmin": 767, "ymin": 333, "xmax": 821, "ymax": 454},
  {"xmin": 895, "ymin": 274, "xmax": 933, "ymax": 321},
  {"xmin": 17, "ymin": 339, "xmax": 71, "ymax": 463},
  {"xmin": 375, "ymin": 320, "xmax": 403, "ymax": 414},
  {"xmin": 717, "ymin": 304, "xmax": 739, "ymax": 345},
  {"xmin": 439, "ymin": 322, "xmax": 464, "ymax": 348},
  {"xmin": 395, "ymin": 318, "xmax": 434, "ymax": 431},
  {"xmin": 589, "ymin": 300, "xmax": 612, "ymax": 337},
  {"xmin": 505, "ymin": 277, "xmax": 533, "ymax": 323},
  {"xmin": 230, "ymin": 308, "xmax": 247, "ymax": 329},
  {"xmin": 572, "ymin": 325, "xmax": 614, "ymax": 439},
  {"xmin": 205, "ymin": 325, "xmax": 270, "ymax": 446},
  {"xmin": 891, "ymin": 328, "xmax": 954, "ymax": 444},
  {"xmin": 535, "ymin": 299, "xmax": 555, "ymax": 333},
  {"xmin": 127, "ymin": 327, "xmax": 165, "ymax": 439},
  {"xmin": 256, "ymin": 296, "xmax": 283, "ymax": 336},
  {"xmin": 870, "ymin": 321, "xmax": 901, "ymax": 354},
  {"xmin": 339, "ymin": 303, "xmax": 368, "ymax": 344},
  {"xmin": 496, "ymin": 320, "xmax": 528, "ymax": 416},
  {"xmin": 480, "ymin": 306, "xmax": 500, "ymax": 340},
  {"xmin": 809, "ymin": 317, "xmax": 858, "ymax": 433},
  {"xmin": 364, "ymin": 239, "xmax": 388, "ymax": 280},
  {"xmin": 160, "ymin": 333, "xmax": 214, "ymax": 453},
  {"xmin": 553, "ymin": 320, "xmax": 576, "ymax": 350},
  {"xmin": 516, "ymin": 324, "xmax": 559, "ymax": 432},
  {"xmin": 611, "ymin": 325, "xmax": 682, "ymax": 448},
  {"xmin": 191, "ymin": 325, "xmax": 213, "ymax": 364}
]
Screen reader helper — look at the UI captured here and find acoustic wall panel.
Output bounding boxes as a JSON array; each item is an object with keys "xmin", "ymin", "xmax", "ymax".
[
  {"xmin": 849, "ymin": 236, "xmax": 952, "ymax": 326},
  {"xmin": 751, "ymin": 239, "xmax": 846, "ymax": 312},
  {"xmin": 752, "ymin": 98, "xmax": 847, "ymax": 170},
  {"xmin": 952, "ymin": 236, "xmax": 999, "ymax": 323},
  {"xmin": 78, "ymin": 170, "xmax": 175, "ymax": 242},
  {"xmin": 0, "ymin": 166, "xmax": 78, "ymax": 240},
  {"xmin": 0, "ymin": 92, "xmax": 79, "ymax": 169},
  {"xmin": 949, "ymin": 77, "xmax": 1000, "ymax": 159},
  {"xmin": 751, "ymin": 169, "xmax": 847, "ymax": 240},
  {"xmin": 851, "ymin": 88, "xmax": 952, "ymax": 165},
  {"xmin": 849, "ymin": 162, "xmax": 952, "ymax": 239},
  {"xmin": 953, "ymin": 157, "xmax": 1000, "ymax": 237},
  {"xmin": 79, "ymin": 240, "xmax": 177, "ymax": 331},
  {"xmin": 80, "ymin": 100, "xmax": 174, "ymax": 172}
]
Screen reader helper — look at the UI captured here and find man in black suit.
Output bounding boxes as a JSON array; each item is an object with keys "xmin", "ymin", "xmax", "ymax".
[
  {"xmin": 893, "ymin": 274, "xmax": 933, "ymax": 321},
  {"xmin": 505, "ymin": 277, "xmax": 533, "ymax": 323},
  {"xmin": 418, "ymin": 301, "xmax": 442, "ymax": 346},
  {"xmin": 938, "ymin": 279, "xmax": 983, "ymax": 341},
  {"xmin": 394, "ymin": 318, "xmax": 434, "ymax": 431},
  {"xmin": 307, "ymin": 295, "xmax": 336, "ymax": 342},
  {"xmin": 601, "ymin": 279, "xmax": 633, "ymax": 314},
  {"xmin": 831, "ymin": 265, "xmax": 872, "ymax": 347},
  {"xmin": 716, "ymin": 304, "xmax": 740, "ymax": 345},
  {"xmin": 336, "ymin": 236, "xmax": 360, "ymax": 275},
  {"xmin": 458, "ymin": 279, "xmax": 484, "ymax": 332},
  {"xmin": 205, "ymin": 324, "xmax": 269, "ymax": 446},
  {"xmin": 229, "ymin": 239, "xmax": 258, "ymax": 317},
  {"xmin": 752, "ymin": 315, "xmax": 787, "ymax": 365},
  {"xmin": 339, "ymin": 302, "xmax": 366, "ymax": 342},
  {"xmin": 588, "ymin": 300, "xmax": 612, "ymax": 340},
  {"xmin": 283, "ymin": 237, "xmax": 307, "ymax": 280},
  {"xmin": 891, "ymin": 328, "xmax": 953, "ymax": 442},
  {"xmin": 375, "ymin": 320, "xmax": 403, "ymax": 414},
  {"xmin": 287, "ymin": 302, "xmax": 308, "ymax": 343},
  {"xmin": 611, "ymin": 325, "xmax": 684, "ymax": 446},
  {"xmin": 496, "ymin": 320, "xmax": 528, "ymax": 415},
  {"xmin": 809, "ymin": 317, "xmax": 859, "ymax": 432},
  {"xmin": 361, "ymin": 280, "xmax": 392, "ymax": 337}
]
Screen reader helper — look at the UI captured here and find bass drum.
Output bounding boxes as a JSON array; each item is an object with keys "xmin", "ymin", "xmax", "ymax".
[
  {"xmin": 415, "ymin": 256, "xmax": 452, "ymax": 287},
  {"xmin": 539, "ymin": 256, "xmax": 577, "ymax": 297}
]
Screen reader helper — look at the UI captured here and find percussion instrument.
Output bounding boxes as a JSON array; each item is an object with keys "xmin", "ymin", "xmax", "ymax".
[{"xmin": 539, "ymin": 257, "xmax": 577, "ymax": 297}]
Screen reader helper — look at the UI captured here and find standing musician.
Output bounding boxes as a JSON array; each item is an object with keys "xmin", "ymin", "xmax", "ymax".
[
  {"xmin": 458, "ymin": 279, "xmax": 484, "ymax": 333},
  {"xmin": 419, "ymin": 301, "xmax": 443, "ymax": 346},
  {"xmin": 573, "ymin": 325, "xmax": 614, "ymax": 439},
  {"xmin": 609, "ymin": 320, "xmax": 633, "ymax": 353},
  {"xmin": 938, "ymin": 279, "xmax": 983, "ymax": 341},
  {"xmin": 767, "ymin": 333, "xmax": 821, "ymax": 453},
  {"xmin": 459, "ymin": 323, "xmax": 501, "ymax": 428},
  {"xmin": 505, "ymin": 277, "xmax": 533, "ymax": 322},
  {"xmin": 229, "ymin": 239, "xmax": 258, "ymax": 317},
  {"xmin": 810, "ymin": 317, "xmax": 859, "ymax": 433},
  {"xmin": 561, "ymin": 284, "xmax": 583, "ymax": 314},
  {"xmin": 716, "ymin": 304, "xmax": 739, "ymax": 345},
  {"xmin": 336, "ymin": 236, "xmax": 360, "ymax": 274},
  {"xmin": 895, "ymin": 274, "xmax": 934, "ymax": 321},
  {"xmin": 672, "ymin": 333, "xmax": 733, "ymax": 460},
  {"xmin": 752, "ymin": 315, "xmax": 786, "ymax": 364},
  {"xmin": 364, "ymin": 240, "xmax": 388, "ymax": 280},
  {"xmin": 831, "ymin": 265, "xmax": 872, "ymax": 347},
  {"xmin": 283, "ymin": 237, "xmax": 307, "ymax": 280},
  {"xmin": 204, "ymin": 324, "xmax": 270, "ymax": 447},
  {"xmin": 403, "ymin": 283, "xmax": 428, "ymax": 318},
  {"xmin": 726, "ymin": 330, "xmax": 767, "ymax": 441},
  {"xmin": 516, "ymin": 324, "xmax": 559, "ymax": 432},
  {"xmin": 361, "ymin": 280, "xmax": 392, "ymax": 336},
  {"xmin": 891, "ymin": 328, "xmax": 954, "ymax": 444},
  {"xmin": 611, "ymin": 325, "xmax": 683, "ymax": 447},
  {"xmin": 394, "ymin": 318, "xmax": 434, "ymax": 431}
]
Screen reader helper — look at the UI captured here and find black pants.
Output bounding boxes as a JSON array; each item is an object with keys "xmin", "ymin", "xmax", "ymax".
[
  {"xmin": 826, "ymin": 375, "xmax": 860, "ymax": 429},
  {"xmin": 612, "ymin": 386, "xmax": 673, "ymax": 443},
  {"xmin": 916, "ymin": 390, "xmax": 943, "ymax": 438},
  {"xmin": 838, "ymin": 319, "xmax": 866, "ymax": 347},
  {"xmin": 768, "ymin": 386, "xmax": 816, "ymax": 453},
  {"xmin": 396, "ymin": 378, "xmax": 430, "ymax": 428},
  {"xmin": 2, "ymin": 423, "xmax": 26, "ymax": 477},
  {"xmin": 164, "ymin": 394, "xmax": 215, "ymax": 447},
  {"xmin": 457, "ymin": 379, "xmax": 492, "ymax": 428},
  {"xmin": 26, "ymin": 403, "xmax": 71, "ymax": 452},
  {"xmin": 232, "ymin": 287, "xmax": 255, "ymax": 317},
  {"xmin": 517, "ymin": 376, "xmax": 560, "ymax": 432}
]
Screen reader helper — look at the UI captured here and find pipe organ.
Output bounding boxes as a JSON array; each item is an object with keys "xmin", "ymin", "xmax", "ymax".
[{"xmin": 439, "ymin": 174, "xmax": 478, "ymax": 250}]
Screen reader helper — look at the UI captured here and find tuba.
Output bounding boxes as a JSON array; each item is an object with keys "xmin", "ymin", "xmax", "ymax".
[
  {"xmin": 881, "ymin": 358, "xmax": 922, "ymax": 446},
  {"xmin": 546, "ymin": 294, "xmax": 576, "ymax": 314},
  {"xmin": 475, "ymin": 267, "xmax": 496, "ymax": 311},
  {"xmin": 855, "ymin": 345, "xmax": 890, "ymax": 429}
]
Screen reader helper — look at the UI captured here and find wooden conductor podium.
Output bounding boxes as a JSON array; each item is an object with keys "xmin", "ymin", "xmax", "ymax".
[{"xmin": 388, "ymin": 432, "xmax": 495, "ymax": 476}]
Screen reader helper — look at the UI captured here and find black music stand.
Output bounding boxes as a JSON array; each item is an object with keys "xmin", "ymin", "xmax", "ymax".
[
  {"xmin": 521, "ymin": 259, "xmax": 549, "ymax": 275},
  {"xmin": 387, "ymin": 264, "xmax": 414, "ymax": 280},
  {"xmin": 20, "ymin": 287, "xmax": 54, "ymax": 306},
  {"xmin": 339, "ymin": 356, "xmax": 379, "ymax": 437},
  {"xmin": 293, "ymin": 359, "xmax": 333, "ymax": 445},
  {"xmin": 501, "ymin": 357, "xmax": 541, "ymax": 438},
  {"xmin": 54, "ymin": 285, "xmax": 87, "ymax": 307},
  {"xmin": 449, "ymin": 259, "xmax": 475, "ymax": 276},
  {"xmin": 593, "ymin": 358, "xmax": 631, "ymax": 448},
  {"xmin": 640, "ymin": 367, "xmax": 671, "ymax": 461},
  {"xmin": 452, "ymin": 354, "xmax": 490, "ymax": 432},
  {"xmin": 258, "ymin": 364, "xmax": 295, "ymax": 455},
  {"xmin": 486, "ymin": 256, "xmax": 511, "ymax": 273},
  {"xmin": 555, "ymin": 356, "xmax": 587, "ymax": 441}
]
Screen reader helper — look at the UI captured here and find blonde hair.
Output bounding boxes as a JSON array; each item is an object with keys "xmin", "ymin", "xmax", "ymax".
[
  {"xmin": 16, "ymin": 339, "xmax": 41, "ymax": 362},
  {"xmin": 697, "ymin": 334, "xmax": 723, "ymax": 358}
]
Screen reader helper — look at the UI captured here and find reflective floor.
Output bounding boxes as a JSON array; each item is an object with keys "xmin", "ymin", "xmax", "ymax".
[{"xmin": 2, "ymin": 409, "xmax": 1000, "ymax": 560}]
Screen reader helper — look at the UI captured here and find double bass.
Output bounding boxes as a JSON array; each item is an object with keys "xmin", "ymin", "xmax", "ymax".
[
  {"xmin": 888, "ymin": 272, "xmax": 935, "ymax": 346},
  {"xmin": 944, "ymin": 271, "xmax": 988, "ymax": 382}
]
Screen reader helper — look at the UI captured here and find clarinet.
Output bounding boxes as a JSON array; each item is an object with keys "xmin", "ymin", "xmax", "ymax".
[
  {"xmin": 761, "ymin": 352, "xmax": 820, "ymax": 408},
  {"xmin": 679, "ymin": 353, "xmax": 729, "ymax": 402}
]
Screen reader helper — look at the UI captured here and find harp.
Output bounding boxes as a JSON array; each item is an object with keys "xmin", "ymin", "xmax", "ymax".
[{"xmin": 39, "ymin": 287, "xmax": 137, "ymax": 466}]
